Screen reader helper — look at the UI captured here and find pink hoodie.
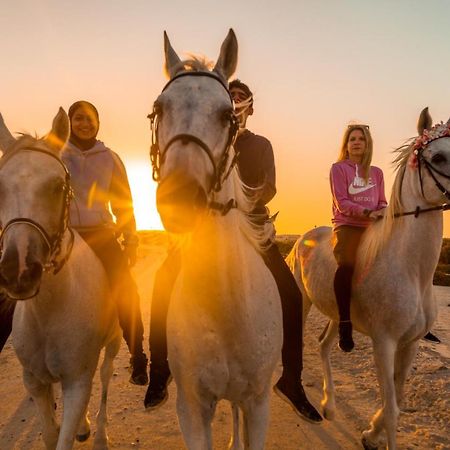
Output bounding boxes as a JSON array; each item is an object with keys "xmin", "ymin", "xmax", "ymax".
[{"xmin": 330, "ymin": 159, "xmax": 387, "ymax": 229}]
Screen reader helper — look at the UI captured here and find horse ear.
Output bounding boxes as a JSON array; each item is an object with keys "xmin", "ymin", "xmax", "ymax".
[
  {"xmin": 417, "ymin": 107, "xmax": 433, "ymax": 135},
  {"xmin": 164, "ymin": 31, "xmax": 182, "ymax": 79},
  {"xmin": 45, "ymin": 108, "xmax": 69, "ymax": 153},
  {"xmin": 0, "ymin": 113, "xmax": 16, "ymax": 154},
  {"xmin": 213, "ymin": 28, "xmax": 238, "ymax": 81}
]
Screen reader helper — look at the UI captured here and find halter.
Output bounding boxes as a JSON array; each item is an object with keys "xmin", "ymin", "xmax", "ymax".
[
  {"xmin": 148, "ymin": 71, "xmax": 240, "ymax": 198},
  {"xmin": 0, "ymin": 147, "xmax": 74, "ymax": 275}
]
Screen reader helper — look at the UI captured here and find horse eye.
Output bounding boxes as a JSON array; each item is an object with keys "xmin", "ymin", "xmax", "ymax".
[
  {"xmin": 431, "ymin": 153, "xmax": 446, "ymax": 165},
  {"xmin": 153, "ymin": 100, "xmax": 163, "ymax": 117}
]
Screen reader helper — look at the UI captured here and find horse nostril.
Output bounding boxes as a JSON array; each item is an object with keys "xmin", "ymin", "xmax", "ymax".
[{"xmin": 27, "ymin": 262, "xmax": 43, "ymax": 280}]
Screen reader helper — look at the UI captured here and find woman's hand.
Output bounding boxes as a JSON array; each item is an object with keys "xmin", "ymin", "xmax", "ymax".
[{"xmin": 369, "ymin": 208, "xmax": 386, "ymax": 220}]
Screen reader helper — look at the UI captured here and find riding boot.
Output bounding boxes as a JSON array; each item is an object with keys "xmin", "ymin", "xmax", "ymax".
[
  {"xmin": 334, "ymin": 265, "xmax": 355, "ymax": 352},
  {"xmin": 262, "ymin": 243, "xmax": 322, "ymax": 423},
  {"xmin": 144, "ymin": 248, "xmax": 180, "ymax": 410}
]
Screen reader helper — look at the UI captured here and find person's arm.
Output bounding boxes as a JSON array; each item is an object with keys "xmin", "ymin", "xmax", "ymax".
[
  {"xmin": 109, "ymin": 153, "xmax": 138, "ymax": 262},
  {"xmin": 330, "ymin": 164, "xmax": 367, "ymax": 217}
]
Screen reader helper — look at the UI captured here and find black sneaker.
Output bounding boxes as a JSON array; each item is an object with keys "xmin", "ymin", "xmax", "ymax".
[
  {"xmin": 129, "ymin": 354, "xmax": 149, "ymax": 386},
  {"xmin": 274, "ymin": 377, "xmax": 322, "ymax": 423},
  {"xmin": 144, "ymin": 365, "xmax": 172, "ymax": 410},
  {"xmin": 423, "ymin": 332, "xmax": 441, "ymax": 343},
  {"xmin": 338, "ymin": 321, "xmax": 354, "ymax": 353}
]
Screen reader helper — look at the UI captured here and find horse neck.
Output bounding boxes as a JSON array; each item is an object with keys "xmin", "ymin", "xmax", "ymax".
[
  {"xmin": 178, "ymin": 176, "xmax": 261, "ymax": 307},
  {"xmin": 393, "ymin": 168, "xmax": 443, "ymax": 268}
]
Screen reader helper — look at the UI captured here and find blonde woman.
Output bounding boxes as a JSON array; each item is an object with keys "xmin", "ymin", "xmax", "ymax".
[{"xmin": 330, "ymin": 124, "xmax": 387, "ymax": 352}]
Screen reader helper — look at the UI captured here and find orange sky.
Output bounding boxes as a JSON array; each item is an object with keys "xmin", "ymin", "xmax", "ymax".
[{"xmin": 2, "ymin": 1, "xmax": 450, "ymax": 235}]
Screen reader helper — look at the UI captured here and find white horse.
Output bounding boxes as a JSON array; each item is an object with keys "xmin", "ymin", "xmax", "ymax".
[
  {"xmin": 0, "ymin": 109, "xmax": 121, "ymax": 450},
  {"xmin": 286, "ymin": 108, "xmax": 450, "ymax": 450},
  {"xmin": 149, "ymin": 30, "xmax": 282, "ymax": 449}
]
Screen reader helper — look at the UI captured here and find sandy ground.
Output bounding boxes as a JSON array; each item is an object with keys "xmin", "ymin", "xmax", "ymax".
[{"xmin": 0, "ymin": 232, "xmax": 449, "ymax": 450}]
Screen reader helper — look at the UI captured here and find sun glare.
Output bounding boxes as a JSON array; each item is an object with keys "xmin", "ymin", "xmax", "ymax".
[{"xmin": 126, "ymin": 162, "xmax": 163, "ymax": 230}]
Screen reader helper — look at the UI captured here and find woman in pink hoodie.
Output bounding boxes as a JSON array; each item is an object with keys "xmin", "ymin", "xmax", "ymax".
[{"xmin": 330, "ymin": 124, "xmax": 387, "ymax": 352}]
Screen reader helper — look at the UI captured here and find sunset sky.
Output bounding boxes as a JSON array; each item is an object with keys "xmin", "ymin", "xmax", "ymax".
[{"xmin": 2, "ymin": 0, "xmax": 450, "ymax": 234}]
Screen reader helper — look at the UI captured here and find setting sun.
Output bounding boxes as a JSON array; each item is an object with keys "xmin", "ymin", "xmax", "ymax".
[{"xmin": 126, "ymin": 161, "xmax": 163, "ymax": 230}]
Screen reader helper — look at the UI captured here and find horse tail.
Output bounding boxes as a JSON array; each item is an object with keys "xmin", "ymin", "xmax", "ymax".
[{"xmin": 285, "ymin": 237, "xmax": 302, "ymax": 282}]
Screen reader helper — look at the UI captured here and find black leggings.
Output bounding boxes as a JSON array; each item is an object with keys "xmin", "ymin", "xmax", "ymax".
[
  {"xmin": 149, "ymin": 242, "xmax": 304, "ymax": 378},
  {"xmin": 78, "ymin": 230, "xmax": 145, "ymax": 356}
]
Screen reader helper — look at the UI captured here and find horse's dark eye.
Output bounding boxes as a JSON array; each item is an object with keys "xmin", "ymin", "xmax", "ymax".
[{"xmin": 432, "ymin": 153, "xmax": 446, "ymax": 165}]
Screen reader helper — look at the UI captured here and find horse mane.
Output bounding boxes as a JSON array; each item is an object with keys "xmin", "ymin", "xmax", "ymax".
[
  {"xmin": 230, "ymin": 151, "xmax": 275, "ymax": 253},
  {"xmin": 359, "ymin": 138, "xmax": 416, "ymax": 269}
]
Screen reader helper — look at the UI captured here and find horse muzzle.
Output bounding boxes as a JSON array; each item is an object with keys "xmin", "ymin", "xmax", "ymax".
[
  {"xmin": 156, "ymin": 173, "xmax": 208, "ymax": 233},
  {"xmin": 0, "ymin": 248, "xmax": 43, "ymax": 300}
]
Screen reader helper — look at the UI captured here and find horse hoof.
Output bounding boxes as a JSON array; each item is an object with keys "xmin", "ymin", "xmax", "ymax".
[
  {"xmin": 361, "ymin": 435, "xmax": 378, "ymax": 450},
  {"xmin": 76, "ymin": 430, "xmax": 91, "ymax": 442}
]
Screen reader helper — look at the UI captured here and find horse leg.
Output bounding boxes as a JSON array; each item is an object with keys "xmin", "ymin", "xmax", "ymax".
[
  {"xmin": 56, "ymin": 377, "xmax": 94, "ymax": 450},
  {"xmin": 228, "ymin": 403, "xmax": 243, "ymax": 450},
  {"xmin": 241, "ymin": 390, "xmax": 271, "ymax": 450},
  {"xmin": 318, "ymin": 320, "xmax": 338, "ymax": 420},
  {"xmin": 176, "ymin": 387, "xmax": 216, "ymax": 450},
  {"xmin": 394, "ymin": 341, "xmax": 419, "ymax": 407},
  {"xmin": 93, "ymin": 335, "xmax": 121, "ymax": 450},
  {"xmin": 362, "ymin": 339, "xmax": 399, "ymax": 450},
  {"xmin": 23, "ymin": 370, "xmax": 59, "ymax": 449}
]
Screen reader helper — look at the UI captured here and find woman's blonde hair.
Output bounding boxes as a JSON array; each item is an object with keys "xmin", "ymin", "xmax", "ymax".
[{"xmin": 337, "ymin": 124, "xmax": 373, "ymax": 183}]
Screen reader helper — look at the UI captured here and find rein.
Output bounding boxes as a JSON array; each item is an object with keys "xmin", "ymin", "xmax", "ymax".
[
  {"xmin": 394, "ymin": 203, "xmax": 450, "ymax": 218},
  {"xmin": 148, "ymin": 71, "xmax": 240, "ymax": 212},
  {"xmin": 0, "ymin": 147, "xmax": 74, "ymax": 274}
]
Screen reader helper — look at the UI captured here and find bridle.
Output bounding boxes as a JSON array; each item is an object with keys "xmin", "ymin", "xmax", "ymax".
[
  {"xmin": 395, "ymin": 138, "xmax": 450, "ymax": 218},
  {"xmin": 148, "ymin": 71, "xmax": 240, "ymax": 209},
  {"xmin": 0, "ymin": 147, "xmax": 74, "ymax": 275}
]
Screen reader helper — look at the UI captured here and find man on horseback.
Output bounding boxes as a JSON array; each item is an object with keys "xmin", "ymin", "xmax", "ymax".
[{"xmin": 145, "ymin": 79, "xmax": 322, "ymax": 423}]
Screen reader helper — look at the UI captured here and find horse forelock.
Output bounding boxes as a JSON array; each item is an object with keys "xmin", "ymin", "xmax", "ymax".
[
  {"xmin": 169, "ymin": 56, "xmax": 215, "ymax": 78},
  {"xmin": 0, "ymin": 135, "xmax": 61, "ymax": 174}
]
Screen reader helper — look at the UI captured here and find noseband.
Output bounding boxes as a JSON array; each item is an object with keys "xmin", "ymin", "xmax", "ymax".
[
  {"xmin": 148, "ymin": 71, "xmax": 240, "ymax": 195},
  {"xmin": 0, "ymin": 147, "xmax": 74, "ymax": 274}
]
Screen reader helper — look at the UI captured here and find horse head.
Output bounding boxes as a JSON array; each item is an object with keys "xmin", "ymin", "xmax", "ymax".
[
  {"xmin": 151, "ymin": 29, "xmax": 238, "ymax": 233},
  {"xmin": 410, "ymin": 108, "xmax": 450, "ymax": 206},
  {"xmin": 0, "ymin": 109, "xmax": 70, "ymax": 299}
]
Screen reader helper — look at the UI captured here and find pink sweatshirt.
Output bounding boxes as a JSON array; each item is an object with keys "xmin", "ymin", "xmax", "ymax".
[{"xmin": 330, "ymin": 159, "xmax": 387, "ymax": 229}]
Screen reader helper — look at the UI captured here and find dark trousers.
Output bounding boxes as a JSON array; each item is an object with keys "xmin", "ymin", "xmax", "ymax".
[
  {"xmin": 78, "ymin": 230, "xmax": 145, "ymax": 356},
  {"xmin": 332, "ymin": 225, "xmax": 365, "ymax": 323},
  {"xmin": 0, "ymin": 294, "xmax": 14, "ymax": 352},
  {"xmin": 149, "ymin": 242, "xmax": 304, "ymax": 379}
]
